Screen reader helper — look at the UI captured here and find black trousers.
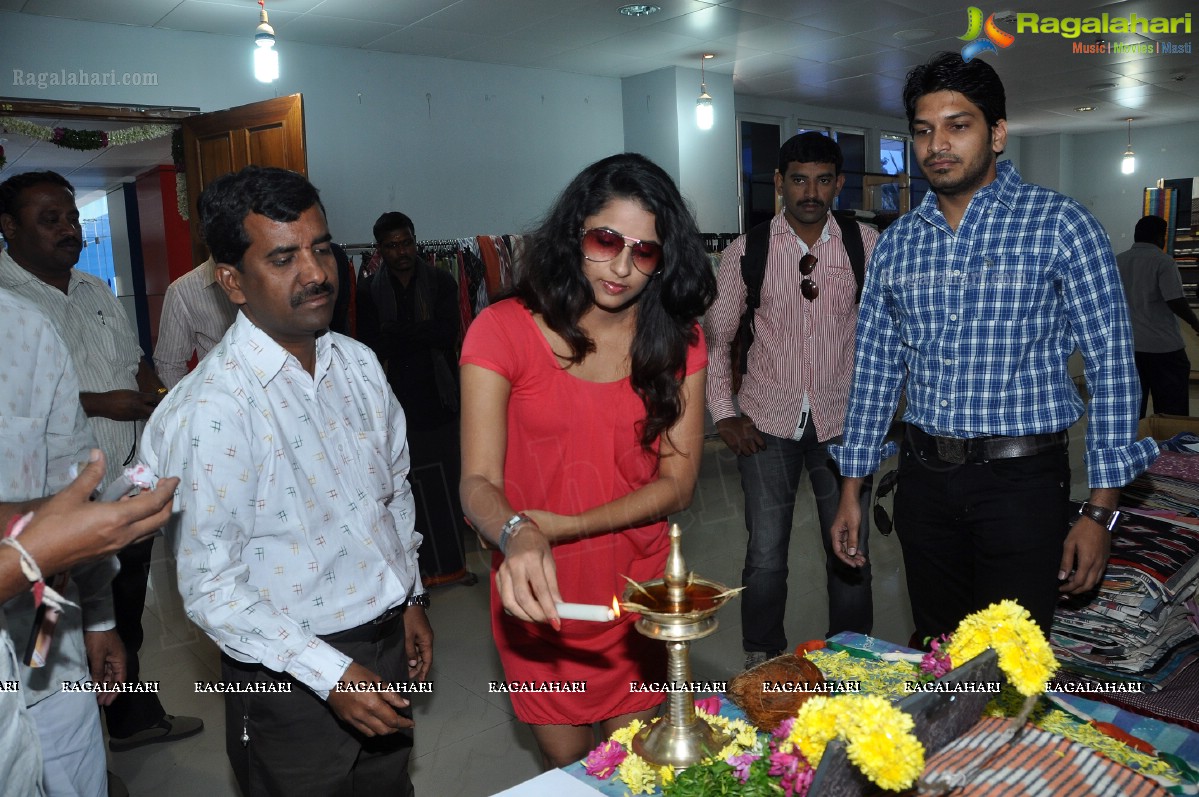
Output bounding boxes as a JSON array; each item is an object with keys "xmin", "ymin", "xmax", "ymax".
[
  {"xmin": 103, "ymin": 537, "xmax": 167, "ymax": 736},
  {"xmin": 221, "ymin": 612, "xmax": 415, "ymax": 797},
  {"xmin": 407, "ymin": 418, "xmax": 466, "ymax": 578},
  {"xmin": 893, "ymin": 434, "xmax": 1071, "ymax": 645},
  {"xmin": 1134, "ymin": 348, "xmax": 1191, "ymax": 418}
]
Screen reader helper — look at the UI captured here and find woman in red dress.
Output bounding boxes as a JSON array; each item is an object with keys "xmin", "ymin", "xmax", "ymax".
[{"xmin": 460, "ymin": 153, "xmax": 716, "ymax": 768}]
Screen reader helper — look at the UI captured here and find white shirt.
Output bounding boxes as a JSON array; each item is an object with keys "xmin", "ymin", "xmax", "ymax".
[
  {"xmin": 141, "ymin": 312, "xmax": 423, "ymax": 699},
  {"xmin": 0, "ymin": 287, "xmax": 112, "ymax": 717},
  {"xmin": 154, "ymin": 258, "xmax": 237, "ymax": 388},
  {"xmin": 0, "ymin": 251, "xmax": 142, "ymax": 488}
]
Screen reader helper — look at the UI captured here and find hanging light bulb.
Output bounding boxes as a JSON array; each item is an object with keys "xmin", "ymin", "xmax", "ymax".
[
  {"xmin": 254, "ymin": 0, "xmax": 279, "ymax": 83},
  {"xmin": 1121, "ymin": 117, "xmax": 1135, "ymax": 175},
  {"xmin": 696, "ymin": 54, "xmax": 714, "ymax": 130}
]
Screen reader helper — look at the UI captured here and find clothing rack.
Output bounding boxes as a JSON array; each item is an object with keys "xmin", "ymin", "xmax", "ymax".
[
  {"xmin": 700, "ymin": 232, "xmax": 740, "ymax": 253},
  {"xmin": 335, "ymin": 239, "xmax": 469, "ymax": 252}
]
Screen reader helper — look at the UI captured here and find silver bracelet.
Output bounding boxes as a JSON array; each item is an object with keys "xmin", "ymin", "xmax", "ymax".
[{"xmin": 498, "ymin": 512, "xmax": 533, "ymax": 556}]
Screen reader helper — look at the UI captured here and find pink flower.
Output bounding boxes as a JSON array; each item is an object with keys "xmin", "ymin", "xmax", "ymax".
[
  {"xmin": 694, "ymin": 695, "xmax": 722, "ymax": 716},
  {"xmin": 920, "ymin": 634, "xmax": 953, "ymax": 678},
  {"xmin": 726, "ymin": 752, "xmax": 760, "ymax": 783},
  {"xmin": 583, "ymin": 739, "xmax": 626, "ymax": 779},
  {"xmin": 773, "ymin": 716, "xmax": 795, "ymax": 740},
  {"xmin": 769, "ymin": 749, "xmax": 813, "ymax": 797}
]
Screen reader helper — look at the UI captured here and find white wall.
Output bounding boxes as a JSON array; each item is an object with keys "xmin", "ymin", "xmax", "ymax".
[
  {"xmin": 619, "ymin": 67, "xmax": 740, "ymax": 234},
  {"xmin": 1, "ymin": 12, "xmax": 625, "ymax": 243},
  {"xmin": 674, "ymin": 66, "xmax": 739, "ymax": 235},
  {"xmin": 622, "ymin": 69, "xmax": 681, "ymax": 179},
  {"xmin": 1051, "ymin": 122, "xmax": 1199, "ymax": 250}
]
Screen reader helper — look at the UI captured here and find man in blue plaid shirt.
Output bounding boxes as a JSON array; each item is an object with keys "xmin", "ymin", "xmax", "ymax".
[{"xmin": 828, "ymin": 52, "xmax": 1158, "ymax": 645}]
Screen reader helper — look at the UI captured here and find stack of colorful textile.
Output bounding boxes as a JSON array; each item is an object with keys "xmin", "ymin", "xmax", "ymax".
[{"xmin": 1050, "ymin": 440, "xmax": 1199, "ymax": 728}]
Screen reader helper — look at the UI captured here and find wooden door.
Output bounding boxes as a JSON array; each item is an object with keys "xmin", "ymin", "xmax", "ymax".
[{"xmin": 181, "ymin": 94, "xmax": 306, "ymax": 264}]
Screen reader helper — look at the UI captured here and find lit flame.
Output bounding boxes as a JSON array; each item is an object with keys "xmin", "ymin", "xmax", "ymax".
[{"xmin": 611, "ymin": 596, "xmax": 621, "ymax": 619}]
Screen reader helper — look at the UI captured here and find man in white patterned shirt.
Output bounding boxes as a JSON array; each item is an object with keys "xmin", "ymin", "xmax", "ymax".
[
  {"xmin": 0, "ymin": 171, "xmax": 201, "ymax": 786},
  {"xmin": 0, "ymin": 287, "xmax": 180, "ymax": 797},
  {"xmin": 154, "ymin": 255, "xmax": 237, "ymax": 388},
  {"xmin": 142, "ymin": 165, "xmax": 431, "ymax": 796}
]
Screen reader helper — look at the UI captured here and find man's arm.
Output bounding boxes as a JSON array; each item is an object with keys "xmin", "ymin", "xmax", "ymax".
[
  {"xmin": 704, "ymin": 238, "xmax": 767, "ymax": 455},
  {"xmin": 1, "ymin": 452, "xmax": 177, "ymax": 604},
  {"xmin": 828, "ymin": 231, "xmax": 906, "ymax": 566},
  {"xmin": 704, "ymin": 239, "xmax": 747, "ymax": 426},
  {"xmin": 1166, "ymin": 298, "xmax": 1199, "ymax": 336},
  {"xmin": 1056, "ymin": 205, "xmax": 1158, "ymax": 593},
  {"xmin": 382, "ymin": 385, "xmax": 423, "ymax": 597}
]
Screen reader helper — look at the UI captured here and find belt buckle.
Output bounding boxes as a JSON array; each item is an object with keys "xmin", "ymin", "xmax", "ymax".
[
  {"xmin": 373, "ymin": 606, "xmax": 402, "ymax": 625},
  {"xmin": 935, "ymin": 436, "xmax": 967, "ymax": 464}
]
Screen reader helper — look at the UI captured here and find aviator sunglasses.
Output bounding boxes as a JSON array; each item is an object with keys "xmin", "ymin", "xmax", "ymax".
[
  {"xmin": 580, "ymin": 227, "xmax": 663, "ymax": 276},
  {"xmin": 800, "ymin": 253, "xmax": 819, "ymax": 301}
]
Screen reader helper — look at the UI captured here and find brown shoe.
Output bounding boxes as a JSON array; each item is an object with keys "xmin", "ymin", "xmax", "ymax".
[{"xmin": 109, "ymin": 714, "xmax": 204, "ymax": 752}]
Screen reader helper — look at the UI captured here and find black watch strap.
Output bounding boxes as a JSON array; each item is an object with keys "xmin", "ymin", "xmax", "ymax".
[
  {"xmin": 406, "ymin": 592, "xmax": 430, "ymax": 609},
  {"xmin": 1078, "ymin": 502, "xmax": 1121, "ymax": 532}
]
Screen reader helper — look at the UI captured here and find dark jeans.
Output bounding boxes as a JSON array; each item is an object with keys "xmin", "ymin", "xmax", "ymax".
[
  {"xmin": 1134, "ymin": 348, "xmax": 1191, "ymax": 418},
  {"xmin": 893, "ymin": 432, "xmax": 1071, "ymax": 644},
  {"xmin": 221, "ymin": 613, "xmax": 415, "ymax": 797},
  {"xmin": 103, "ymin": 537, "xmax": 167, "ymax": 737},
  {"xmin": 738, "ymin": 423, "xmax": 873, "ymax": 653}
]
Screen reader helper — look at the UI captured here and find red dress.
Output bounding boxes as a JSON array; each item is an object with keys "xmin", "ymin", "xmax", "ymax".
[{"xmin": 460, "ymin": 299, "xmax": 707, "ymax": 724}]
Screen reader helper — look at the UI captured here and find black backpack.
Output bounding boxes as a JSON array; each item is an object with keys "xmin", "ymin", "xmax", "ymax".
[{"xmin": 731, "ymin": 213, "xmax": 866, "ymax": 388}]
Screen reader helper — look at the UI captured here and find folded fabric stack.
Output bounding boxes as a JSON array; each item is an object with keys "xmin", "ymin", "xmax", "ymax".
[{"xmin": 1050, "ymin": 441, "xmax": 1199, "ymax": 728}]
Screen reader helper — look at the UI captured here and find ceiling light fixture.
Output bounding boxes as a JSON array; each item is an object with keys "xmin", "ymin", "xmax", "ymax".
[
  {"xmin": 1074, "ymin": 106, "xmax": 1096, "ymax": 112},
  {"xmin": 618, "ymin": 4, "xmax": 661, "ymax": 16},
  {"xmin": 254, "ymin": 0, "xmax": 279, "ymax": 83},
  {"xmin": 1121, "ymin": 117, "xmax": 1136, "ymax": 175},
  {"xmin": 696, "ymin": 54, "xmax": 714, "ymax": 131}
]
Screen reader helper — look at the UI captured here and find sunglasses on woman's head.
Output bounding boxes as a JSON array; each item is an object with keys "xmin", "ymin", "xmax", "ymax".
[
  {"xmin": 580, "ymin": 227, "xmax": 663, "ymax": 276},
  {"xmin": 800, "ymin": 253, "xmax": 819, "ymax": 301}
]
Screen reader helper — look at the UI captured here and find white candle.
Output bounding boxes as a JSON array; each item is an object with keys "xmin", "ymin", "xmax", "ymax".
[{"xmin": 555, "ymin": 602, "xmax": 615, "ymax": 622}]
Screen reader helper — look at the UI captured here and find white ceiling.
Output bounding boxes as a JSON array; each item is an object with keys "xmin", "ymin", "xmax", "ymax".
[{"xmin": 3, "ymin": 0, "xmax": 1197, "ymax": 195}]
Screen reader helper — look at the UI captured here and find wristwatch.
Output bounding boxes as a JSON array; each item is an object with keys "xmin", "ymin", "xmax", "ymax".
[
  {"xmin": 1077, "ymin": 502, "xmax": 1121, "ymax": 532},
  {"xmin": 499, "ymin": 512, "xmax": 533, "ymax": 555},
  {"xmin": 405, "ymin": 592, "xmax": 430, "ymax": 609}
]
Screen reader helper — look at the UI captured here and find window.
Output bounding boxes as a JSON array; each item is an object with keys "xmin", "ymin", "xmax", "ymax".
[{"xmin": 740, "ymin": 119, "xmax": 784, "ymax": 232}]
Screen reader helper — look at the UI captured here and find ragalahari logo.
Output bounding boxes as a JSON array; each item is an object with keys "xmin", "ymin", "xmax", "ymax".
[{"xmin": 959, "ymin": 7, "xmax": 1015, "ymax": 61}]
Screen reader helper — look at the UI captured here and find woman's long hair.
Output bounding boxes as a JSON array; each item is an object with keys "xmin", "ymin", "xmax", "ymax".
[{"xmin": 513, "ymin": 153, "xmax": 716, "ymax": 451}]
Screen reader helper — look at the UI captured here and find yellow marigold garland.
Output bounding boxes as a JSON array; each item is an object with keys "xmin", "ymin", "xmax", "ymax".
[
  {"xmin": 785, "ymin": 694, "xmax": 924, "ymax": 791},
  {"xmin": 945, "ymin": 600, "xmax": 1059, "ymax": 697}
]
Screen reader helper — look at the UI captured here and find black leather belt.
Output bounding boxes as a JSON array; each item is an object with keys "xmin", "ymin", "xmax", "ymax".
[
  {"xmin": 908, "ymin": 425, "xmax": 1068, "ymax": 465},
  {"xmin": 321, "ymin": 605, "xmax": 404, "ymax": 644}
]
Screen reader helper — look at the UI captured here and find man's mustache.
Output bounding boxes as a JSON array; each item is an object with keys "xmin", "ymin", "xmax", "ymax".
[{"xmin": 291, "ymin": 282, "xmax": 334, "ymax": 307}]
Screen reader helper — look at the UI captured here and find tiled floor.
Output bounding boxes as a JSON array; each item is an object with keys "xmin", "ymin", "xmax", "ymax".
[{"xmin": 107, "ymin": 428, "xmax": 1094, "ymax": 796}]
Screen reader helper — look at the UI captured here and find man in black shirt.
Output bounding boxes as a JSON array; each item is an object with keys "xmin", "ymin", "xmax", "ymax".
[{"xmin": 359, "ymin": 212, "xmax": 473, "ymax": 586}]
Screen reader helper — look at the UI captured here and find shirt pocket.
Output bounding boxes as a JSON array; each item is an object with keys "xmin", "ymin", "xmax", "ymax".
[
  {"xmin": 972, "ymin": 257, "xmax": 1052, "ymax": 324},
  {"xmin": 0, "ymin": 416, "xmax": 48, "ymax": 499},
  {"xmin": 821, "ymin": 264, "xmax": 858, "ymax": 313}
]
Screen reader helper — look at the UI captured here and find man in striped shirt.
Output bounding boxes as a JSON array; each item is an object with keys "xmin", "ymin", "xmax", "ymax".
[
  {"xmin": 0, "ymin": 171, "xmax": 203, "ymax": 759},
  {"xmin": 706, "ymin": 133, "xmax": 878, "ymax": 670},
  {"xmin": 828, "ymin": 53, "xmax": 1157, "ymax": 645},
  {"xmin": 153, "ymin": 255, "xmax": 237, "ymax": 389}
]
